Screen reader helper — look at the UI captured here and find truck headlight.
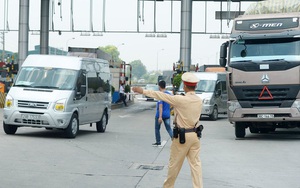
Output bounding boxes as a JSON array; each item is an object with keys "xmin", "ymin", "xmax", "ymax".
[
  {"xmin": 228, "ymin": 101, "xmax": 241, "ymax": 112},
  {"xmin": 203, "ymin": 98, "xmax": 211, "ymax": 105},
  {"xmin": 292, "ymin": 100, "xmax": 300, "ymax": 112},
  {"xmin": 5, "ymin": 94, "xmax": 13, "ymax": 108},
  {"xmin": 54, "ymin": 99, "xmax": 66, "ymax": 112}
]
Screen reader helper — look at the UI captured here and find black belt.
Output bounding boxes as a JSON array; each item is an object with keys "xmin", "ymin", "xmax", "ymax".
[{"xmin": 185, "ymin": 128, "xmax": 196, "ymax": 133}]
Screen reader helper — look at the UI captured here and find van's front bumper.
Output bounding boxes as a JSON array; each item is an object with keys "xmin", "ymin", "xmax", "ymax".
[{"xmin": 3, "ymin": 108, "xmax": 73, "ymax": 129}]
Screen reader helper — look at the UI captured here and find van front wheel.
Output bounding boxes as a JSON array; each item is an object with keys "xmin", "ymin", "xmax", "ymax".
[
  {"xmin": 97, "ymin": 111, "xmax": 107, "ymax": 133},
  {"xmin": 209, "ymin": 106, "xmax": 218, "ymax": 121},
  {"xmin": 65, "ymin": 113, "xmax": 79, "ymax": 138},
  {"xmin": 3, "ymin": 122, "xmax": 18, "ymax": 135}
]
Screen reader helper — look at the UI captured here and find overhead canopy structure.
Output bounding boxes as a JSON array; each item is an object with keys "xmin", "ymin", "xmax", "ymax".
[{"xmin": 245, "ymin": 0, "xmax": 300, "ymax": 14}]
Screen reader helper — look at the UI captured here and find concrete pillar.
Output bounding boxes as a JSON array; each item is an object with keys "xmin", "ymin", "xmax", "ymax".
[
  {"xmin": 180, "ymin": 0, "xmax": 193, "ymax": 72},
  {"xmin": 40, "ymin": 0, "xmax": 50, "ymax": 54},
  {"xmin": 18, "ymin": 0, "xmax": 30, "ymax": 66}
]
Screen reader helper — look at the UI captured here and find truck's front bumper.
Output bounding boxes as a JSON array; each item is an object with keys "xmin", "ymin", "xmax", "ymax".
[{"xmin": 228, "ymin": 107, "xmax": 300, "ymax": 122}]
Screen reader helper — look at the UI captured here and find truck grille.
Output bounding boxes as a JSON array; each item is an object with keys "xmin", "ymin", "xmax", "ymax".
[
  {"xmin": 243, "ymin": 88, "xmax": 289, "ymax": 100},
  {"xmin": 232, "ymin": 85, "xmax": 298, "ymax": 108},
  {"xmin": 18, "ymin": 100, "xmax": 49, "ymax": 109}
]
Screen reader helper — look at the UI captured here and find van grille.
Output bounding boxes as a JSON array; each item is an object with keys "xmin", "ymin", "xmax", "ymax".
[
  {"xmin": 14, "ymin": 118, "xmax": 49, "ymax": 125},
  {"xmin": 18, "ymin": 100, "xmax": 49, "ymax": 109}
]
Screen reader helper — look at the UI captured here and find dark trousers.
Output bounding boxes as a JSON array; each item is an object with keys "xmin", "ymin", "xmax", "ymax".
[{"xmin": 120, "ymin": 93, "xmax": 127, "ymax": 106}]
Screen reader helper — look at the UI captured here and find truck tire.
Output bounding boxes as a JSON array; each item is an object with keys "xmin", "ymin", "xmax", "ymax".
[
  {"xmin": 235, "ymin": 122, "xmax": 246, "ymax": 138},
  {"xmin": 96, "ymin": 111, "xmax": 107, "ymax": 133},
  {"xmin": 259, "ymin": 128, "xmax": 269, "ymax": 134},
  {"xmin": 249, "ymin": 126, "xmax": 259, "ymax": 133},
  {"xmin": 3, "ymin": 122, "xmax": 18, "ymax": 135},
  {"xmin": 209, "ymin": 106, "xmax": 218, "ymax": 121},
  {"xmin": 65, "ymin": 113, "xmax": 79, "ymax": 138}
]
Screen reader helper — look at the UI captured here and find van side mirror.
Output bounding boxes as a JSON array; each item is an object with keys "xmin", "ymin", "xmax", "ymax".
[
  {"xmin": 219, "ymin": 42, "xmax": 228, "ymax": 67},
  {"xmin": 76, "ymin": 85, "xmax": 86, "ymax": 99},
  {"xmin": 80, "ymin": 85, "xmax": 86, "ymax": 96}
]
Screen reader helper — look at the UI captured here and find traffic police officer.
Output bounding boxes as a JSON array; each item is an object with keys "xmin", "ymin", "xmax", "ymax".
[{"xmin": 132, "ymin": 72, "xmax": 203, "ymax": 188}]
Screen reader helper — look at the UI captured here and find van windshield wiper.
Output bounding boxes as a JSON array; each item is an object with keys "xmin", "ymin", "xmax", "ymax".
[
  {"xmin": 195, "ymin": 89, "xmax": 205, "ymax": 92},
  {"xmin": 262, "ymin": 59, "xmax": 289, "ymax": 63},
  {"xmin": 32, "ymin": 85, "xmax": 59, "ymax": 89},
  {"xmin": 14, "ymin": 84, "xmax": 31, "ymax": 87},
  {"xmin": 231, "ymin": 60, "xmax": 253, "ymax": 63}
]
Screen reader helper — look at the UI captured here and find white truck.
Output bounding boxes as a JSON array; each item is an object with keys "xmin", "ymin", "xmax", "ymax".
[
  {"xmin": 3, "ymin": 54, "xmax": 111, "ymax": 138},
  {"xmin": 219, "ymin": 1, "xmax": 300, "ymax": 138}
]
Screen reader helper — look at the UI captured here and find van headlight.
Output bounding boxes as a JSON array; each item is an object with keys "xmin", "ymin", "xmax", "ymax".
[
  {"xmin": 292, "ymin": 100, "xmax": 300, "ymax": 112},
  {"xmin": 228, "ymin": 101, "xmax": 241, "ymax": 112},
  {"xmin": 203, "ymin": 98, "xmax": 211, "ymax": 105},
  {"xmin": 5, "ymin": 94, "xmax": 13, "ymax": 108},
  {"xmin": 54, "ymin": 99, "xmax": 66, "ymax": 112}
]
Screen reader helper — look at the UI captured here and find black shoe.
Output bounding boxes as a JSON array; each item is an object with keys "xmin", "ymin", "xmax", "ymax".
[{"xmin": 152, "ymin": 142, "xmax": 161, "ymax": 147}]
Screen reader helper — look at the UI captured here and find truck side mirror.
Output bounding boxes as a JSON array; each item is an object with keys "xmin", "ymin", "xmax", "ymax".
[{"xmin": 219, "ymin": 42, "xmax": 228, "ymax": 67}]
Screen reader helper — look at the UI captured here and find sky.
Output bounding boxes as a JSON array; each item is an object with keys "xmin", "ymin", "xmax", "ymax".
[{"xmin": 0, "ymin": 0, "xmax": 254, "ymax": 72}]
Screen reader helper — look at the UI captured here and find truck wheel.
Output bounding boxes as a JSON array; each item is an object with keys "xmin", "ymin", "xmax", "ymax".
[
  {"xmin": 235, "ymin": 122, "xmax": 246, "ymax": 138},
  {"xmin": 259, "ymin": 128, "xmax": 269, "ymax": 134},
  {"xmin": 65, "ymin": 113, "xmax": 79, "ymax": 138},
  {"xmin": 249, "ymin": 126, "xmax": 259, "ymax": 133},
  {"xmin": 3, "ymin": 122, "xmax": 18, "ymax": 135},
  {"xmin": 209, "ymin": 106, "xmax": 218, "ymax": 121},
  {"xmin": 96, "ymin": 111, "xmax": 107, "ymax": 133}
]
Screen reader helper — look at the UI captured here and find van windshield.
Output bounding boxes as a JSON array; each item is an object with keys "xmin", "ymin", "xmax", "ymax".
[
  {"xmin": 14, "ymin": 67, "xmax": 78, "ymax": 90},
  {"xmin": 178, "ymin": 80, "xmax": 216, "ymax": 93}
]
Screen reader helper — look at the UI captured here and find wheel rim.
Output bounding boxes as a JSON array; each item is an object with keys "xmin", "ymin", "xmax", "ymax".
[
  {"xmin": 102, "ymin": 114, "xmax": 107, "ymax": 130},
  {"xmin": 213, "ymin": 108, "xmax": 218, "ymax": 119},
  {"xmin": 71, "ymin": 118, "xmax": 78, "ymax": 135}
]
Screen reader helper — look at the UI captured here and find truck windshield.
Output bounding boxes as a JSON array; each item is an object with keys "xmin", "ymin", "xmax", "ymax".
[
  {"xmin": 178, "ymin": 80, "xmax": 216, "ymax": 93},
  {"xmin": 230, "ymin": 38, "xmax": 300, "ymax": 63},
  {"xmin": 14, "ymin": 67, "xmax": 78, "ymax": 90}
]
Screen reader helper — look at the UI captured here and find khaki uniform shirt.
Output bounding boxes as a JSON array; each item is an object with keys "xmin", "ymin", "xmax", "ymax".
[{"xmin": 143, "ymin": 90, "xmax": 202, "ymax": 129}]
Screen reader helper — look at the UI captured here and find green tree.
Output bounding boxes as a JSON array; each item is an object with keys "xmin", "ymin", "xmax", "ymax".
[
  {"xmin": 129, "ymin": 60, "xmax": 147, "ymax": 79},
  {"xmin": 173, "ymin": 73, "xmax": 182, "ymax": 92},
  {"xmin": 99, "ymin": 45, "xmax": 120, "ymax": 62}
]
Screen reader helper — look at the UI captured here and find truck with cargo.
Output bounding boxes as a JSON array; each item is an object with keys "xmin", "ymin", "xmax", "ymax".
[
  {"xmin": 3, "ymin": 54, "xmax": 111, "ymax": 138},
  {"xmin": 219, "ymin": 2, "xmax": 300, "ymax": 138}
]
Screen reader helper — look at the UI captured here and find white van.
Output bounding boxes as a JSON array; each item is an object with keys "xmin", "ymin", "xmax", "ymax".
[
  {"xmin": 3, "ymin": 54, "xmax": 111, "ymax": 138},
  {"xmin": 177, "ymin": 72, "xmax": 227, "ymax": 120}
]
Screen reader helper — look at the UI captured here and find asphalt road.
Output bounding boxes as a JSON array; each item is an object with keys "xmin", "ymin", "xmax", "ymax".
[{"xmin": 0, "ymin": 100, "xmax": 300, "ymax": 188}]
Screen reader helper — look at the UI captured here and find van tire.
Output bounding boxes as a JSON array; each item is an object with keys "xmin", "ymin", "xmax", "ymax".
[
  {"xmin": 97, "ymin": 111, "xmax": 107, "ymax": 133},
  {"xmin": 209, "ymin": 106, "xmax": 218, "ymax": 121},
  {"xmin": 65, "ymin": 113, "xmax": 79, "ymax": 138},
  {"xmin": 235, "ymin": 122, "xmax": 246, "ymax": 138},
  {"xmin": 3, "ymin": 122, "xmax": 18, "ymax": 135}
]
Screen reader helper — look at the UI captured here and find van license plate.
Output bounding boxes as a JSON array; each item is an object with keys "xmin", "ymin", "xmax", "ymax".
[
  {"xmin": 21, "ymin": 114, "xmax": 41, "ymax": 120},
  {"xmin": 257, "ymin": 114, "xmax": 274, "ymax": 118}
]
